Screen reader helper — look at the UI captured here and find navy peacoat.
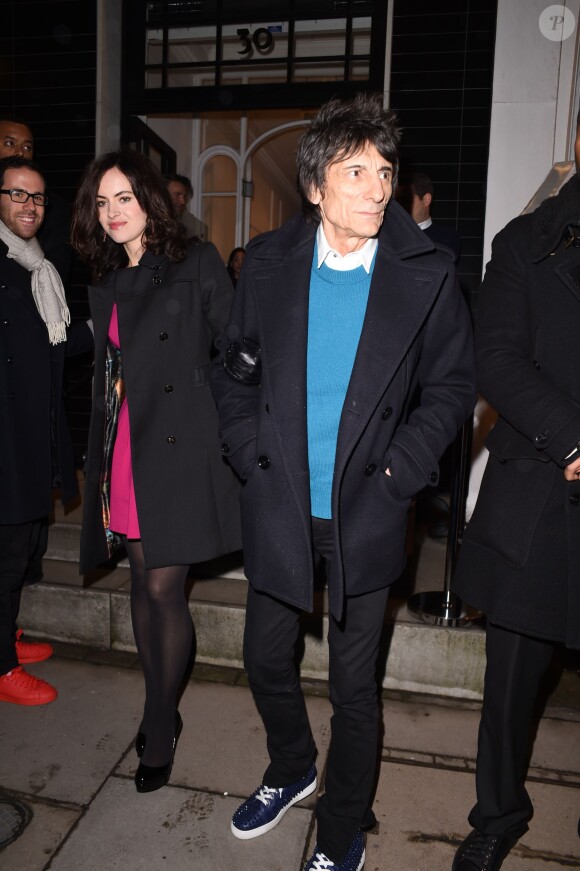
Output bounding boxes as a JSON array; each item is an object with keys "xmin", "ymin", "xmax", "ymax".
[
  {"xmin": 80, "ymin": 242, "xmax": 241, "ymax": 572},
  {"xmin": 212, "ymin": 203, "xmax": 476, "ymax": 619},
  {"xmin": 453, "ymin": 176, "xmax": 580, "ymax": 649}
]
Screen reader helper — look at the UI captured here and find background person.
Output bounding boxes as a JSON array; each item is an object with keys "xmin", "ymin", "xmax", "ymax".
[
  {"xmin": 165, "ymin": 172, "xmax": 205, "ymax": 241},
  {"xmin": 451, "ymin": 114, "xmax": 580, "ymax": 871},
  {"xmin": 71, "ymin": 151, "xmax": 241, "ymax": 793},
  {"xmin": 0, "ymin": 116, "xmax": 72, "ymax": 284},
  {"xmin": 0, "ymin": 156, "xmax": 93, "ymax": 706},
  {"xmin": 397, "ymin": 170, "xmax": 461, "ymax": 263},
  {"xmin": 212, "ymin": 94, "xmax": 475, "ymax": 871},
  {"xmin": 226, "ymin": 246, "xmax": 245, "ymax": 287}
]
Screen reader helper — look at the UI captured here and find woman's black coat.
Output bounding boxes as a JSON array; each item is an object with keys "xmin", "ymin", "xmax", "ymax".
[
  {"xmin": 453, "ymin": 176, "xmax": 580, "ymax": 649},
  {"xmin": 80, "ymin": 242, "xmax": 241, "ymax": 572}
]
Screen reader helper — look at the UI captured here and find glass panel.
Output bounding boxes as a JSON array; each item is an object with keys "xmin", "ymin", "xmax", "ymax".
[
  {"xmin": 292, "ymin": 61, "xmax": 345, "ymax": 83},
  {"xmin": 203, "ymin": 156, "xmax": 238, "ymax": 193},
  {"xmin": 350, "ymin": 61, "xmax": 370, "ymax": 81},
  {"xmin": 145, "ymin": 69, "xmax": 163, "ymax": 88},
  {"xmin": 202, "ymin": 195, "xmax": 236, "ymax": 264},
  {"xmin": 146, "ymin": 29, "xmax": 163, "ymax": 65},
  {"xmin": 200, "ymin": 116, "xmax": 241, "ymax": 150},
  {"xmin": 221, "ymin": 23, "xmax": 289, "ymax": 64},
  {"xmin": 221, "ymin": 64, "xmax": 288, "ymax": 85},
  {"xmin": 294, "ymin": 19, "xmax": 346, "ymax": 58},
  {"xmin": 167, "ymin": 25, "xmax": 217, "ymax": 63},
  {"xmin": 351, "ymin": 18, "xmax": 371, "ymax": 55},
  {"xmin": 167, "ymin": 66, "xmax": 216, "ymax": 87}
]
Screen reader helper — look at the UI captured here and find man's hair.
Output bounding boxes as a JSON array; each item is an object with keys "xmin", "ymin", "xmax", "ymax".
[
  {"xmin": 0, "ymin": 155, "xmax": 44, "ymax": 189},
  {"xmin": 296, "ymin": 93, "xmax": 401, "ymax": 224},
  {"xmin": 165, "ymin": 173, "xmax": 193, "ymax": 198},
  {"xmin": 71, "ymin": 150, "xmax": 187, "ymax": 283},
  {"xmin": 400, "ymin": 171, "xmax": 433, "ymax": 199},
  {"xmin": 0, "ymin": 115, "xmax": 33, "ymax": 131}
]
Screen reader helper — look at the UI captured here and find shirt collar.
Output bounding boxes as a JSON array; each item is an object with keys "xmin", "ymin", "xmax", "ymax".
[
  {"xmin": 316, "ymin": 224, "xmax": 378, "ymax": 273},
  {"xmin": 417, "ymin": 217, "xmax": 432, "ymax": 230}
]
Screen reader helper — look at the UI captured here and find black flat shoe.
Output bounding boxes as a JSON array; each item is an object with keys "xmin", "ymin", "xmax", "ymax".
[
  {"xmin": 134, "ymin": 711, "xmax": 184, "ymax": 793},
  {"xmin": 135, "ymin": 709, "xmax": 183, "ymax": 758},
  {"xmin": 452, "ymin": 829, "xmax": 521, "ymax": 871}
]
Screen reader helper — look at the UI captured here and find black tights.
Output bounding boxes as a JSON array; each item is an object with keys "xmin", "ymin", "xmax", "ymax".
[{"xmin": 125, "ymin": 539, "xmax": 192, "ymax": 766}]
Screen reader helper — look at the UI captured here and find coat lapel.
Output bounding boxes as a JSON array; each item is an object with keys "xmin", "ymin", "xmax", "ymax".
[{"xmin": 335, "ymin": 223, "xmax": 447, "ymax": 475}]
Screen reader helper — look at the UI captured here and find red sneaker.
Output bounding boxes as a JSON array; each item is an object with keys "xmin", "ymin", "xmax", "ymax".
[
  {"xmin": 15, "ymin": 629, "xmax": 53, "ymax": 665},
  {"xmin": 0, "ymin": 667, "xmax": 58, "ymax": 705}
]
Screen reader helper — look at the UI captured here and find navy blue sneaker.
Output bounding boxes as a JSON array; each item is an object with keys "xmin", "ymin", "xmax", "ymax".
[
  {"xmin": 304, "ymin": 831, "xmax": 365, "ymax": 870},
  {"xmin": 231, "ymin": 765, "xmax": 317, "ymax": 839}
]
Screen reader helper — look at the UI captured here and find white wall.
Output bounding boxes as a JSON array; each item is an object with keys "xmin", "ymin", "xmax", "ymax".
[{"xmin": 483, "ymin": 0, "xmax": 580, "ymax": 266}]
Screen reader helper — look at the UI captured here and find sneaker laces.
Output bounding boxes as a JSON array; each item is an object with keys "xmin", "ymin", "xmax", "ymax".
[
  {"xmin": 461, "ymin": 831, "xmax": 499, "ymax": 868},
  {"xmin": 310, "ymin": 852, "xmax": 335, "ymax": 870},
  {"xmin": 6, "ymin": 667, "xmax": 44, "ymax": 689},
  {"xmin": 255, "ymin": 785, "xmax": 283, "ymax": 806}
]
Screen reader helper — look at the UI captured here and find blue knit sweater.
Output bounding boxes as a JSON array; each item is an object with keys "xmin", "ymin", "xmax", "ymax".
[{"xmin": 307, "ymin": 258, "xmax": 373, "ymax": 518}]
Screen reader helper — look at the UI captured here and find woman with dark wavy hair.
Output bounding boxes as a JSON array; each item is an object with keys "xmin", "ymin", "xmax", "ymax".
[{"xmin": 71, "ymin": 151, "xmax": 241, "ymax": 793}]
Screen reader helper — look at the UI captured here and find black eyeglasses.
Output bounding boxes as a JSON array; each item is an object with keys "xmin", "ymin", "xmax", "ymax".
[{"xmin": 0, "ymin": 189, "xmax": 48, "ymax": 206}]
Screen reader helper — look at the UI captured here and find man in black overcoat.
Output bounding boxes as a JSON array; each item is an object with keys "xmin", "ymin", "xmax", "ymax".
[
  {"xmin": 0, "ymin": 157, "xmax": 93, "ymax": 706},
  {"xmin": 212, "ymin": 94, "xmax": 475, "ymax": 871},
  {"xmin": 451, "ymin": 116, "xmax": 580, "ymax": 870}
]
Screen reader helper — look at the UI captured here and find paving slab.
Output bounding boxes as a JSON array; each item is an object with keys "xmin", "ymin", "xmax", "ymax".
[
  {"xmin": 0, "ymin": 659, "xmax": 143, "ymax": 805},
  {"xmin": 48, "ymin": 777, "xmax": 313, "ymax": 871},
  {"xmin": 0, "ymin": 795, "xmax": 80, "ymax": 871},
  {"xmin": 380, "ymin": 696, "xmax": 580, "ymax": 778},
  {"xmin": 116, "ymin": 680, "xmax": 332, "ymax": 799},
  {"xmin": 366, "ymin": 761, "xmax": 580, "ymax": 871}
]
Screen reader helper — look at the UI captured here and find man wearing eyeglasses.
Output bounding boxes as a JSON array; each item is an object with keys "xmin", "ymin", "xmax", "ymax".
[{"xmin": 0, "ymin": 156, "xmax": 93, "ymax": 705}]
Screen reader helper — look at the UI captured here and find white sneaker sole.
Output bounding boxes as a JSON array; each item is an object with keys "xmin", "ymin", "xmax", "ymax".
[
  {"xmin": 356, "ymin": 848, "xmax": 365, "ymax": 871},
  {"xmin": 231, "ymin": 776, "xmax": 317, "ymax": 840}
]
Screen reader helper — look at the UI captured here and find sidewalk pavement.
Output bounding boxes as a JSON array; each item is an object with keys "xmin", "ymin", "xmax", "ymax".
[{"xmin": 1, "ymin": 644, "xmax": 579, "ymax": 871}]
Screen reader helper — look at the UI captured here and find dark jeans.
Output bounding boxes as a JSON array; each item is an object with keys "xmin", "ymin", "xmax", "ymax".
[
  {"xmin": 244, "ymin": 516, "xmax": 389, "ymax": 863},
  {"xmin": 0, "ymin": 518, "xmax": 48, "ymax": 676},
  {"xmin": 469, "ymin": 621, "xmax": 554, "ymax": 838}
]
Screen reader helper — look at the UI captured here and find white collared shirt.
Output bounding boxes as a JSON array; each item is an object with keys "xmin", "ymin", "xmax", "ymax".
[
  {"xmin": 417, "ymin": 218, "xmax": 432, "ymax": 230},
  {"xmin": 316, "ymin": 225, "xmax": 378, "ymax": 273}
]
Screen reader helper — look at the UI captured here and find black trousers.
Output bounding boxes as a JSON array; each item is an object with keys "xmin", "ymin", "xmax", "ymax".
[
  {"xmin": 0, "ymin": 518, "xmax": 48, "ymax": 676},
  {"xmin": 244, "ymin": 517, "xmax": 389, "ymax": 863},
  {"xmin": 468, "ymin": 621, "xmax": 555, "ymax": 838}
]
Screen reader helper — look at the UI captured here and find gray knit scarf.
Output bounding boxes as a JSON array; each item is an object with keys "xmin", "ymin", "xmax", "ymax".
[{"xmin": 0, "ymin": 218, "xmax": 70, "ymax": 345}]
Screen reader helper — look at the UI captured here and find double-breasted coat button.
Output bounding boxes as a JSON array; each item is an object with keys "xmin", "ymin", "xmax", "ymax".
[
  {"xmin": 164, "ymin": 384, "xmax": 173, "ymax": 393},
  {"xmin": 166, "ymin": 436, "xmax": 176, "ymax": 444},
  {"xmin": 534, "ymin": 432, "xmax": 548, "ymax": 447},
  {"xmin": 258, "ymin": 455, "xmax": 270, "ymax": 470},
  {"xmin": 533, "ymin": 360, "xmax": 541, "ymax": 369},
  {"xmin": 159, "ymin": 331, "xmax": 168, "ymax": 341},
  {"xmin": 7, "ymin": 356, "xmax": 13, "ymax": 363},
  {"xmin": 381, "ymin": 407, "xmax": 393, "ymax": 420},
  {"xmin": 153, "ymin": 275, "xmax": 161, "ymax": 285},
  {"xmin": 365, "ymin": 463, "xmax": 377, "ymax": 476},
  {"xmin": 221, "ymin": 443, "xmax": 230, "ymax": 454},
  {"xmin": 569, "ymin": 494, "xmax": 580, "ymax": 507},
  {"xmin": 2, "ymin": 319, "xmax": 9, "ymax": 326},
  {"xmin": 429, "ymin": 471, "xmax": 438, "ymax": 483}
]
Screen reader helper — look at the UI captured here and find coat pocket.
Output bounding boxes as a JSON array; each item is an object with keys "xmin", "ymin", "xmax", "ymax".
[{"xmin": 465, "ymin": 451, "xmax": 555, "ymax": 568}]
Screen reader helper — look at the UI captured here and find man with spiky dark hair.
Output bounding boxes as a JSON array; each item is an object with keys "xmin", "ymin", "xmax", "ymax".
[{"xmin": 213, "ymin": 93, "xmax": 475, "ymax": 871}]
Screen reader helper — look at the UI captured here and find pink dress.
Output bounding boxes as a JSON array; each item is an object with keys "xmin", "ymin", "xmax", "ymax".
[{"xmin": 108, "ymin": 304, "xmax": 141, "ymax": 538}]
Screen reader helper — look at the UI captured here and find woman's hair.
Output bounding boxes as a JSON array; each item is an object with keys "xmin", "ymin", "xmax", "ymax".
[
  {"xmin": 71, "ymin": 150, "xmax": 187, "ymax": 282},
  {"xmin": 296, "ymin": 93, "xmax": 401, "ymax": 224},
  {"xmin": 227, "ymin": 246, "xmax": 245, "ymax": 268}
]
